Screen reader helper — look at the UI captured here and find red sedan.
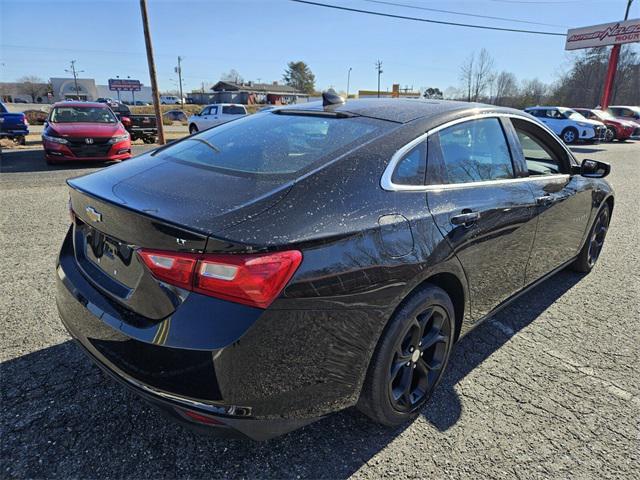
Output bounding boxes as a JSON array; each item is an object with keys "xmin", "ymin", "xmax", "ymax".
[
  {"xmin": 43, "ymin": 102, "xmax": 131, "ymax": 164},
  {"xmin": 572, "ymin": 108, "xmax": 635, "ymax": 142}
]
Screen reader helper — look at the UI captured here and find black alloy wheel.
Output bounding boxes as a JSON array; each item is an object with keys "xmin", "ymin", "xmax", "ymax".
[
  {"xmin": 587, "ymin": 207, "xmax": 610, "ymax": 268},
  {"xmin": 388, "ymin": 306, "xmax": 450, "ymax": 412},
  {"xmin": 572, "ymin": 204, "xmax": 611, "ymax": 273},
  {"xmin": 358, "ymin": 285, "xmax": 455, "ymax": 426}
]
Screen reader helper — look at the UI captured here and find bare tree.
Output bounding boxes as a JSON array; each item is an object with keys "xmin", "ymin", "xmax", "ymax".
[
  {"xmin": 220, "ymin": 69, "xmax": 244, "ymax": 84},
  {"xmin": 459, "ymin": 53, "xmax": 474, "ymax": 102},
  {"xmin": 472, "ymin": 48, "xmax": 495, "ymax": 102},
  {"xmin": 17, "ymin": 75, "xmax": 47, "ymax": 102},
  {"xmin": 493, "ymin": 71, "xmax": 518, "ymax": 106},
  {"xmin": 520, "ymin": 78, "xmax": 549, "ymax": 107}
]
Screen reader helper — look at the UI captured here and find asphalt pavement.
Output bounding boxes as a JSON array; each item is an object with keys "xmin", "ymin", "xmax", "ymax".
[{"xmin": 1, "ymin": 142, "xmax": 638, "ymax": 479}]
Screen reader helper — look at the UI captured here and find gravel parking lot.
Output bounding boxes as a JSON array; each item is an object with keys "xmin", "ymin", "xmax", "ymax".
[{"xmin": 1, "ymin": 142, "xmax": 639, "ymax": 479}]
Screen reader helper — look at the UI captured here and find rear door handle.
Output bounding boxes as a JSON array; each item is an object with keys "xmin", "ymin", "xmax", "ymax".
[{"xmin": 451, "ymin": 211, "xmax": 480, "ymax": 227}]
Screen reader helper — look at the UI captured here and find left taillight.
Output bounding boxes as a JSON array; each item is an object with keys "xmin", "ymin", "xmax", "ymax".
[{"xmin": 137, "ymin": 249, "xmax": 302, "ymax": 309}]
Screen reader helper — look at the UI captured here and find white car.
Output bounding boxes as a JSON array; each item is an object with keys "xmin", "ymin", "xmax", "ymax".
[
  {"xmin": 187, "ymin": 104, "xmax": 248, "ymax": 134},
  {"xmin": 524, "ymin": 106, "xmax": 606, "ymax": 144},
  {"xmin": 160, "ymin": 95, "xmax": 182, "ymax": 105}
]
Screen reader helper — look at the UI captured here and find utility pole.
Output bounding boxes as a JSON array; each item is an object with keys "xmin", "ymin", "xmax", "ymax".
[
  {"xmin": 176, "ymin": 56, "xmax": 184, "ymax": 106},
  {"xmin": 346, "ymin": 67, "xmax": 352, "ymax": 100},
  {"xmin": 375, "ymin": 60, "xmax": 383, "ymax": 98},
  {"xmin": 65, "ymin": 60, "xmax": 83, "ymax": 100},
  {"xmin": 600, "ymin": 0, "xmax": 634, "ymax": 109},
  {"xmin": 139, "ymin": 0, "xmax": 165, "ymax": 144}
]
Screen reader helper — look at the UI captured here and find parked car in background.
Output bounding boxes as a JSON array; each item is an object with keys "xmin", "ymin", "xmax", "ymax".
[
  {"xmin": 134, "ymin": 100, "xmax": 150, "ymax": 106},
  {"xmin": 12, "ymin": 98, "xmax": 28, "ymax": 103},
  {"xmin": 22, "ymin": 109, "xmax": 50, "ymax": 125},
  {"xmin": 0, "ymin": 100, "xmax": 29, "ymax": 144},
  {"xmin": 96, "ymin": 97, "xmax": 118, "ymax": 107},
  {"xmin": 57, "ymin": 99, "xmax": 613, "ymax": 440},
  {"xmin": 109, "ymin": 102, "xmax": 158, "ymax": 144},
  {"xmin": 607, "ymin": 106, "xmax": 640, "ymax": 138},
  {"xmin": 42, "ymin": 101, "xmax": 131, "ymax": 164},
  {"xmin": 572, "ymin": 108, "xmax": 635, "ymax": 142},
  {"xmin": 163, "ymin": 109, "xmax": 188, "ymax": 123},
  {"xmin": 160, "ymin": 95, "xmax": 182, "ymax": 105},
  {"xmin": 524, "ymin": 106, "xmax": 606, "ymax": 144},
  {"xmin": 188, "ymin": 104, "xmax": 247, "ymax": 134}
]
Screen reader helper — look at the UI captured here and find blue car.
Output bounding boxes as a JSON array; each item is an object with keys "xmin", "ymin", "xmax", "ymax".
[{"xmin": 0, "ymin": 101, "xmax": 29, "ymax": 144}]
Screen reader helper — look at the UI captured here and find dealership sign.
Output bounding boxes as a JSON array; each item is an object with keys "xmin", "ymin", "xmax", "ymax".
[
  {"xmin": 108, "ymin": 78, "xmax": 142, "ymax": 91},
  {"xmin": 565, "ymin": 18, "xmax": 640, "ymax": 50}
]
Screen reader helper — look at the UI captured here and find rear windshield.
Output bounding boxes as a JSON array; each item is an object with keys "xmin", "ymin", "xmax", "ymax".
[
  {"xmin": 222, "ymin": 105, "xmax": 245, "ymax": 115},
  {"xmin": 51, "ymin": 106, "xmax": 117, "ymax": 123},
  {"xmin": 154, "ymin": 112, "xmax": 389, "ymax": 177}
]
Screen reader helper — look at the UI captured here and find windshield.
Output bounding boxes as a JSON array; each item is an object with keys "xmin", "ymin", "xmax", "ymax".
[
  {"xmin": 564, "ymin": 110, "xmax": 586, "ymax": 121},
  {"xmin": 595, "ymin": 110, "xmax": 614, "ymax": 120},
  {"xmin": 154, "ymin": 112, "xmax": 389, "ymax": 177},
  {"xmin": 51, "ymin": 106, "xmax": 117, "ymax": 123}
]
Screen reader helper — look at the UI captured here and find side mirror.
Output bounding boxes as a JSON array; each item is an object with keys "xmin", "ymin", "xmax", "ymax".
[
  {"xmin": 43, "ymin": 120, "xmax": 48, "ymax": 127},
  {"xmin": 579, "ymin": 158, "xmax": 610, "ymax": 178}
]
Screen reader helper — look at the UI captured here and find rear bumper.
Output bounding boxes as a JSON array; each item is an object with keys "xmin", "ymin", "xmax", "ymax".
[
  {"xmin": 55, "ymin": 227, "xmax": 378, "ymax": 439},
  {"xmin": 0, "ymin": 127, "xmax": 29, "ymax": 137}
]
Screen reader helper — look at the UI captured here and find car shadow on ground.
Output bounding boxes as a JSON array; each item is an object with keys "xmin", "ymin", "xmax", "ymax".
[
  {"xmin": 1, "ymin": 270, "xmax": 583, "ymax": 478},
  {"xmin": 0, "ymin": 149, "xmax": 112, "ymax": 173}
]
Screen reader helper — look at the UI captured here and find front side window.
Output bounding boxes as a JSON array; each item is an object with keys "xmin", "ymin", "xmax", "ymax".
[
  {"xmin": 50, "ymin": 106, "xmax": 117, "ymax": 123},
  {"xmin": 511, "ymin": 118, "xmax": 568, "ymax": 176},
  {"xmin": 154, "ymin": 112, "xmax": 389, "ymax": 177},
  {"xmin": 200, "ymin": 107, "xmax": 211, "ymax": 116},
  {"xmin": 436, "ymin": 118, "xmax": 514, "ymax": 184},
  {"xmin": 391, "ymin": 143, "xmax": 426, "ymax": 186}
]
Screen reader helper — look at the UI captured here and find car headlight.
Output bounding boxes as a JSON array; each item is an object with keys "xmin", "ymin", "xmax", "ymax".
[
  {"xmin": 108, "ymin": 133, "xmax": 129, "ymax": 144},
  {"xmin": 42, "ymin": 133, "xmax": 69, "ymax": 144}
]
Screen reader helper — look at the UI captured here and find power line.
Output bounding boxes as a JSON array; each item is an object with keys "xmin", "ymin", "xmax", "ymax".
[
  {"xmin": 362, "ymin": 0, "xmax": 568, "ymax": 28},
  {"xmin": 290, "ymin": 0, "xmax": 566, "ymax": 36}
]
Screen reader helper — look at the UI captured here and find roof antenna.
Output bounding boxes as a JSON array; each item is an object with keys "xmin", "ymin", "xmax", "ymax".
[{"xmin": 322, "ymin": 89, "xmax": 345, "ymax": 107}]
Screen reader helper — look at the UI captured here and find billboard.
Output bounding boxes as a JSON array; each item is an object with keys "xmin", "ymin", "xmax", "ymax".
[
  {"xmin": 108, "ymin": 78, "xmax": 142, "ymax": 91},
  {"xmin": 565, "ymin": 18, "xmax": 640, "ymax": 51}
]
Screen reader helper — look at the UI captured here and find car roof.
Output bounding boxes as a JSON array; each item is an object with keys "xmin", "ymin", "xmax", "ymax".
[
  {"xmin": 206, "ymin": 103, "xmax": 245, "ymax": 107},
  {"xmin": 53, "ymin": 101, "xmax": 109, "ymax": 108},
  {"xmin": 279, "ymin": 98, "xmax": 518, "ymax": 124}
]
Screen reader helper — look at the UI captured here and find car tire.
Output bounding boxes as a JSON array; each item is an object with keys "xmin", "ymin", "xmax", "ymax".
[
  {"xmin": 571, "ymin": 204, "xmax": 611, "ymax": 273},
  {"xmin": 605, "ymin": 126, "xmax": 616, "ymax": 142},
  {"xmin": 189, "ymin": 124, "xmax": 198, "ymax": 135},
  {"xmin": 561, "ymin": 127, "xmax": 578, "ymax": 144},
  {"xmin": 357, "ymin": 284, "xmax": 455, "ymax": 427},
  {"xmin": 142, "ymin": 136, "xmax": 156, "ymax": 144}
]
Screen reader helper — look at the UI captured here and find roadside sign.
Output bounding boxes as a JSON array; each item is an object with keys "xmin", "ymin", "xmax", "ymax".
[
  {"xmin": 565, "ymin": 18, "xmax": 640, "ymax": 50},
  {"xmin": 108, "ymin": 79, "xmax": 142, "ymax": 91}
]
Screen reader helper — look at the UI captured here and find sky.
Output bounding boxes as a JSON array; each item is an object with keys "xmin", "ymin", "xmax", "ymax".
[{"xmin": 1, "ymin": 0, "xmax": 638, "ymax": 94}]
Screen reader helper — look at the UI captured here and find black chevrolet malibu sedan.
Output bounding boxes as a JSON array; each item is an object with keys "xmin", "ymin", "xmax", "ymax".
[{"xmin": 56, "ymin": 98, "xmax": 613, "ymax": 440}]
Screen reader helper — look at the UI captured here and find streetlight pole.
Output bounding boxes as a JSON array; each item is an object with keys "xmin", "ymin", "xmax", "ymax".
[
  {"xmin": 139, "ymin": 0, "xmax": 165, "ymax": 144},
  {"xmin": 375, "ymin": 60, "xmax": 383, "ymax": 98},
  {"xmin": 600, "ymin": 0, "xmax": 634, "ymax": 109},
  {"xmin": 346, "ymin": 67, "xmax": 352, "ymax": 100},
  {"xmin": 176, "ymin": 56, "xmax": 184, "ymax": 106}
]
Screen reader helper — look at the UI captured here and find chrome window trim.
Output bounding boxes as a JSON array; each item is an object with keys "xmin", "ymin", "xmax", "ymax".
[{"xmin": 380, "ymin": 112, "xmax": 575, "ymax": 192}]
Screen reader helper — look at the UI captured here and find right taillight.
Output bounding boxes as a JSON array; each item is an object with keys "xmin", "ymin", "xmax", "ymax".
[{"xmin": 137, "ymin": 249, "xmax": 302, "ymax": 309}]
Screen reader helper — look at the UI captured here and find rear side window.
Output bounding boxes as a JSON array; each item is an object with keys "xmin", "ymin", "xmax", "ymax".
[
  {"xmin": 222, "ymin": 106, "xmax": 245, "ymax": 115},
  {"xmin": 435, "ymin": 118, "xmax": 514, "ymax": 184},
  {"xmin": 155, "ymin": 112, "xmax": 388, "ymax": 177},
  {"xmin": 391, "ymin": 143, "xmax": 426, "ymax": 186}
]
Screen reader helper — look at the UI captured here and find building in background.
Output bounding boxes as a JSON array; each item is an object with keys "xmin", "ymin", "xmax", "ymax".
[
  {"xmin": 358, "ymin": 84, "xmax": 421, "ymax": 99},
  {"xmin": 187, "ymin": 81, "xmax": 308, "ymax": 105}
]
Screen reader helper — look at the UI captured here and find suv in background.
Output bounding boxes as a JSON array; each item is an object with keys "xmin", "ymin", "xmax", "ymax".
[
  {"xmin": 525, "ymin": 106, "xmax": 606, "ymax": 144},
  {"xmin": 607, "ymin": 106, "xmax": 640, "ymax": 138},
  {"xmin": 187, "ymin": 104, "xmax": 247, "ymax": 134}
]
